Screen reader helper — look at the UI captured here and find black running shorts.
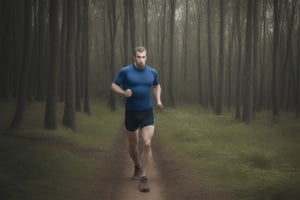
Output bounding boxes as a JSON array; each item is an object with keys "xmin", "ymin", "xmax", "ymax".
[{"xmin": 125, "ymin": 109, "xmax": 154, "ymax": 131}]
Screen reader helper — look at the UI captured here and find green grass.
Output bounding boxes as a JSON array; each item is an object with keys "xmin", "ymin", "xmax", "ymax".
[
  {"xmin": 1, "ymin": 100, "xmax": 300, "ymax": 199},
  {"xmin": 0, "ymin": 138, "xmax": 103, "ymax": 200},
  {"xmin": 0, "ymin": 99, "xmax": 123, "ymax": 149},
  {"xmin": 0, "ymin": 99, "xmax": 123, "ymax": 200},
  {"xmin": 156, "ymin": 106, "xmax": 300, "ymax": 200}
]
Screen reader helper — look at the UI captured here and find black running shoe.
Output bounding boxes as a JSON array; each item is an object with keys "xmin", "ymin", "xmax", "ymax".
[
  {"xmin": 139, "ymin": 176, "xmax": 150, "ymax": 192},
  {"xmin": 132, "ymin": 164, "xmax": 141, "ymax": 180}
]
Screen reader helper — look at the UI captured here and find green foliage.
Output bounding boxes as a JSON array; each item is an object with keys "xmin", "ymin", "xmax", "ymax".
[{"xmin": 156, "ymin": 106, "xmax": 300, "ymax": 200}]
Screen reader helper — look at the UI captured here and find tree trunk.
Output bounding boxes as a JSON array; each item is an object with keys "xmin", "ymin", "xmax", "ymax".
[
  {"xmin": 252, "ymin": 0, "xmax": 259, "ymax": 115},
  {"xmin": 107, "ymin": 0, "xmax": 117, "ymax": 110},
  {"xmin": 207, "ymin": 0, "xmax": 214, "ymax": 108},
  {"xmin": 159, "ymin": 0, "xmax": 167, "ymax": 103},
  {"xmin": 36, "ymin": 0, "xmax": 48, "ymax": 101},
  {"xmin": 128, "ymin": 0, "xmax": 135, "ymax": 52},
  {"xmin": 59, "ymin": 0, "xmax": 68, "ymax": 102},
  {"xmin": 215, "ymin": 0, "xmax": 225, "ymax": 115},
  {"xmin": 258, "ymin": 0, "xmax": 267, "ymax": 111},
  {"xmin": 168, "ymin": 0, "xmax": 176, "ymax": 107},
  {"xmin": 83, "ymin": 0, "xmax": 90, "ymax": 115},
  {"xmin": 75, "ymin": 0, "xmax": 82, "ymax": 112},
  {"xmin": 296, "ymin": 18, "xmax": 300, "ymax": 117},
  {"xmin": 123, "ymin": 0, "xmax": 129, "ymax": 65},
  {"xmin": 196, "ymin": 1, "xmax": 203, "ymax": 106},
  {"xmin": 280, "ymin": 0, "xmax": 296, "ymax": 110},
  {"xmin": 182, "ymin": 0, "xmax": 189, "ymax": 81},
  {"xmin": 142, "ymin": 0, "xmax": 149, "ymax": 49},
  {"xmin": 226, "ymin": 12, "xmax": 235, "ymax": 109},
  {"xmin": 242, "ymin": 0, "xmax": 254, "ymax": 123},
  {"xmin": 9, "ymin": 0, "xmax": 33, "ymax": 130},
  {"xmin": 272, "ymin": 0, "xmax": 280, "ymax": 118},
  {"xmin": 44, "ymin": 0, "xmax": 60, "ymax": 129},
  {"xmin": 63, "ymin": 0, "xmax": 77, "ymax": 131}
]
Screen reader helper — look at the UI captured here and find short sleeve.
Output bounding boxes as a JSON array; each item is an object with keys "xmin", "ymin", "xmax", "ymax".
[
  {"xmin": 152, "ymin": 69, "xmax": 159, "ymax": 86},
  {"xmin": 113, "ymin": 69, "xmax": 125, "ymax": 86}
]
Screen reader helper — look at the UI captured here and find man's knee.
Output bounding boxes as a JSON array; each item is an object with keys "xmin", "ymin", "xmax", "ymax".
[{"xmin": 142, "ymin": 139, "xmax": 152, "ymax": 152}]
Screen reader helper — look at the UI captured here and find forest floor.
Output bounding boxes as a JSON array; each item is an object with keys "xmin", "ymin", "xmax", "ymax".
[
  {"xmin": 0, "ymin": 128, "xmax": 204, "ymax": 200},
  {"xmin": 103, "ymin": 127, "xmax": 205, "ymax": 200}
]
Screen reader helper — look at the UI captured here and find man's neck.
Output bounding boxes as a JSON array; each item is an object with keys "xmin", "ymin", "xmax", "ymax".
[{"xmin": 134, "ymin": 63, "xmax": 146, "ymax": 70}]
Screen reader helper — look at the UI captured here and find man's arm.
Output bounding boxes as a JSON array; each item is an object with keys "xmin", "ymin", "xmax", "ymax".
[
  {"xmin": 152, "ymin": 84, "xmax": 163, "ymax": 109},
  {"xmin": 111, "ymin": 82, "xmax": 132, "ymax": 98}
]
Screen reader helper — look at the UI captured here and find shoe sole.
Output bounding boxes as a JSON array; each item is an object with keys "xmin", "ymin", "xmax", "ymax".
[
  {"xmin": 131, "ymin": 175, "xmax": 141, "ymax": 180},
  {"xmin": 139, "ymin": 187, "xmax": 150, "ymax": 192}
]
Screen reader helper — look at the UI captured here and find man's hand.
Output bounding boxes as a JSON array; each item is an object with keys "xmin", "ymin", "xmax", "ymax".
[
  {"xmin": 156, "ymin": 102, "xmax": 164, "ymax": 110},
  {"xmin": 123, "ymin": 89, "xmax": 132, "ymax": 98}
]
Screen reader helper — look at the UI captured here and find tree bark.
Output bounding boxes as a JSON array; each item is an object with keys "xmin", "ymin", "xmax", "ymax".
[
  {"xmin": 242, "ymin": 0, "xmax": 254, "ymax": 123},
  {"xmin": 107, "ymin": 0, "xmax": 117, "ymax": 110},
  {"xmin": 168, "ymin": 0, "xmax": 176, "ymax": 107},
  {"xmin": 63, "ymin": 0, "xmax": 77, "ymax": 131},
  {"xmin": 9, "ymin": 0, "xmax": 33, "ymax": 130},
  {"xmin": 83, "ymin": 0, "xmax": 90, "ymax": 115},
  {"xmin": 215, "ymin": 0, "xmax": 225, "ymax": 115},
  {"xmin": 142, "ymin": 0, "xmax": 149, "ymax": 49},
  {"xmin": 296, "ymin": 17, "xmax": 300, "ymax": 117},
  {"xmin": 272, "ymin": 0, "xmax": 280, "ymax": 118},
  {"xmin": 196, "ymin": 0, "xmax": 203, "ymax": 106},
  {"xmin": 182, "ymin": 0, "xmax": 189, "ymax": 81},
  {"xmin": 44, "ymin": 0, "xmax": 60, "ymax": 129},
  {"xmin": 207, "ymin": 0, "xmax": 214, "ymax": 108}
]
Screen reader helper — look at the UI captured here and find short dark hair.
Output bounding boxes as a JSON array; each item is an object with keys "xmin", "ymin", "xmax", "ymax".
[{"xmin": 134, "ymin": 46, "xmax": 147, "ymax": 56}]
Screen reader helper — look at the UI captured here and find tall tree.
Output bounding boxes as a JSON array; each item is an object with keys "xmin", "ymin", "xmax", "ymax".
[
  {"xmin": 123, "ymin": 0, "xmax": 130, "ymax": 65},
  {"xmin": 9, "ymin": 0, "xmax": 34, "ymax": 130},
  {"xmin": 252, "ymin": 0, "xmax": 259, "ymax": 114},
  {"xmin": 159, "ymin": 0, "xmax": 167, "ymax": 103},
  {"xmin": 107, "ymin": 0, "xmax": 117, "ymax": 110},
  {"xmin": 242, "ymin": 0, "xmax": 254, "ymax": 123},
  {"xmin": 83, "ymin": 0, "xmax": 90, "ymax": 115},
  {"xmin": 226, "ymin": 7, "xmax": 235, "ymax": 109},
  {"xmin": 0, "ymin": 1, "xmax": 12, "ymax": 99},
  {"xmin": 128, "ymin": 0, "xmax": 135, "ymax": 52},
  {"xmin": 235, "ymin": 0, "xmax": 242, "ymax": 120},
  {"xmin": 35, "ymin": 0, "xmax": 48, "ymax": 101},
  {"xmin": 272, "ymin": 0, "xmax": 280, "ymax": 118},
  {"xmin": 44, "ymin": 0, "xmax": 60, "ymax": 129},
  {"xmin": 207, "ymin": 0, "xmax": 214, "ymax": 108},
  {"xmin": 58, "ymin": 0, "xmax": 68, "ymax": 102},
  {"xmin": 168, "ymin": 0, "xmax": 176, "ymax": 107},
  {"xmin": 215, "ymin": 0, "xmax": 225, "ymax": 115},
  {"xmin": 182, "ymin": 0, "xmax": 189, "ymax": 81},
  {"xmin": 196, "ymin": 0, "xmax": 203, "ymax": 106},
  {"xmin": 296, "ymin": 14, "xmax": 300, "ymax": 117},
  {"xmin": 142, "ymin": 0, "xmax": 149, "ymax": 49},
  {"xmin": 280, "ymin": 0, "xmax": 297, "ymax": 110},
  {"xmin": 258, "ymin": 0, "xmax": 268, "ymax": 111},
  {"xmin": 75, "ymin": 0, "xmax": 83, "ymax": 112},
  {"xmin": 63, "ymin": 0, "xmax": 77, "ymax": 131}
]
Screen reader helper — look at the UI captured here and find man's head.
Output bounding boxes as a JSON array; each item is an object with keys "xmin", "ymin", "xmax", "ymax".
[{"xmin": 133, "ymin": 46, "xmax": 147, "ymax": 69}]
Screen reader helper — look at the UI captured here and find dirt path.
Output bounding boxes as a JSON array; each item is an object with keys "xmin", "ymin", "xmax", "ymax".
[
  {"xmin": 114, "ymin": 130, "xmax": 166, "ymax": 200},
  {"xmin": 115, "ymin": 154, "xmax": 166, "ymax": 200},
  {"xmin": 1, "ymin": 129, "xmax": 204, "ymax": 200}
]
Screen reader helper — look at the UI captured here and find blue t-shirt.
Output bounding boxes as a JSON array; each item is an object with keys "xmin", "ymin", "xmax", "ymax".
[{"xmin": 113, "ymin": 64, "xmax": 159, "ymax": 111}]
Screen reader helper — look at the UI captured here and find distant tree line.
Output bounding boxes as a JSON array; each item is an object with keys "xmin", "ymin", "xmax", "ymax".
[{"xmin": 0, "ymin": 0, "xmax": 299, "ymax": 131}]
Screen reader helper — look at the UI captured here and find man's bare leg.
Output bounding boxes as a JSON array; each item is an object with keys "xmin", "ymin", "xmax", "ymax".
[
  {"xmin": 140, "ymin": 125, "xmax": 155, "ymax": 177},
  {"xmin": 138, "ymin": 125, "xmax": 154, "ymax": 192},
  {"xmin": 126, "ymin": 129, "xmax": 142, "ymax": 179},
  {"xmin": 126, "ymin": 129, "xmax": 139, "ymax": 165}
]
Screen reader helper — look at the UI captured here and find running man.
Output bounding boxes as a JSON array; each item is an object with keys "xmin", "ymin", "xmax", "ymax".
[{"xmin": 111, "ymin": 46, "xmax": 163, "ymax": 192}]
